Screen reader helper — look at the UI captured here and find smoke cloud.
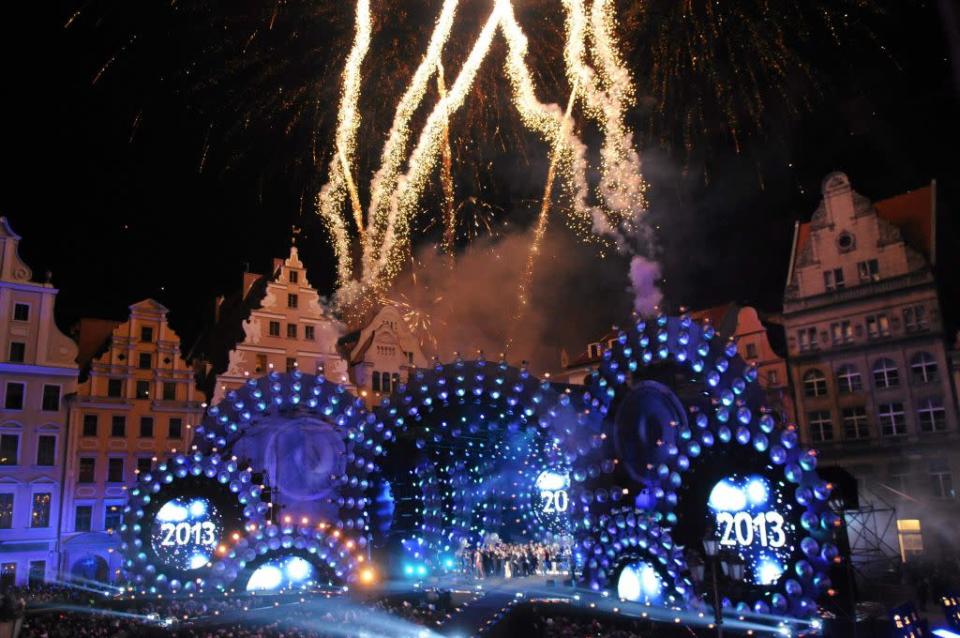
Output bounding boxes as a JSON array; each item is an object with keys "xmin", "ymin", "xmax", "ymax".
[
  {"xmin": 389, "ymin": 226, "xmax": 643, "ymax": 374},
  {"xmin": 629, "ymin": 255, "xmax": 663, "ymax": 314}
]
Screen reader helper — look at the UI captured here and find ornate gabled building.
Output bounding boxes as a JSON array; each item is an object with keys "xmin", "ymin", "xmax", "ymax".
[
  {"xmin": 61, "ymin": 299, "xmax": 204, "ymax": 582},
  {"xmin": 0, "ymin": 217, "xmax": 78, "ymax": 587},
  {"xmin": 783, "ymin": 172, "xmax": 958, "ymax": 561},
  {"xmin": 338, "ymin": 305, "xmax": 427, "ymax": 406},
  {"xmin": 193, "ymin": 245, "xmax": 350, "ymax": 404}
]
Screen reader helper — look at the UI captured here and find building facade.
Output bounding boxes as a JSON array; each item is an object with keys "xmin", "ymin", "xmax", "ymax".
[
  {"xmin": 339, "ymin": 305, "xmax": 428, "ymax": 406},
  {"xmin": 783, "ymin": 172, "xmax": 959, "ymax": 562},
  {"xmin": 0, "ymin": 218, "xmax": 78, "ymax": 587},
  {"xmin": 194, "ymin": 245, "xmax": 350, "ymax": 404},
  {"xmin": 60, "ymin": 300, "xmax": 204, "ymax": 582}
]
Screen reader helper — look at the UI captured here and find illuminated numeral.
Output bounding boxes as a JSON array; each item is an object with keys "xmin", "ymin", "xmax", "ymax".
[
  {"xmin": 201, "ymin": 521, "xmax": 216, "ymax": 545},
  {"xmin": 541, "ymin": 490, "xmax": 569, "ymax": 514},
  {"xmin": 159, "ymin": 521, "xmax": 217, "ymax": 547},
  {"xmin": 715, "ymin": 511, "xmax": 787, "ymax": 548},
  {"xmin": 161, "ymin": 523, "xmax": 176, "ymax": 546}
]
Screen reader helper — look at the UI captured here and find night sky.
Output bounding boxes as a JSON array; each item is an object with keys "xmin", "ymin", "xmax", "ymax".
[{"xmin": 1, "ymin": 1, "xmax": 958, "ymax": 358}]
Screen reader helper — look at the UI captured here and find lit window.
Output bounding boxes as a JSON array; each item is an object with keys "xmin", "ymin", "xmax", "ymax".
[
  {"xmin": 30, "ymin": 493, "xmax": 51, "ymax": 528},
  {"xmin": 866, "ymin": 314, "xmax": 890, "ymax": 339},
  {"xmin": 797, "ymin": 327, "xmax": 818, "ymax": 352},
  {"xmin": 830, "ymin": 321, "xmax": 853, "ymax": 345},
  {"xmin": 823, "ymin": 268, "xmax": 845, "ymax": 292},
  {"xmin": 858, "ymin": 259, "xmax": 880, "ymax": 283},
  {"xmin": 105, "ymin": 504, "xmax": 122, "ymax": 531},
  {"xmin": 897, "ymin": 519, "xmax": 923, "ymax": 562}
]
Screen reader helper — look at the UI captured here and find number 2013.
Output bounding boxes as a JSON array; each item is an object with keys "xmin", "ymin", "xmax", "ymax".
[
  {"xmin": 716, "ymin": 511, "xmax": 786, "ymax": 548},
  {"xmin": 159, "ymin": 521, "xmax": 217, "ymax": 547}
]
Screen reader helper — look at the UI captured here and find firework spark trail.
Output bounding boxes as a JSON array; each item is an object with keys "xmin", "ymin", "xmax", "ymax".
[
  {"xmin": 506, "ymin": 81, "xmax": 579, "ymax": 351},
  {"xmin": 358, "ymin": 0, "xmax": 460, "ymax": 294},
  {"xmin": 438, "ymin": 62, "xmax": 457, "ymax": 261},
  {"xmin": 317, "ymin": 0, "xmax": 371, "ymax": 289},
  {"xmin": 364, "ymin": 6, "xmax": 504, "ymax": 292}
]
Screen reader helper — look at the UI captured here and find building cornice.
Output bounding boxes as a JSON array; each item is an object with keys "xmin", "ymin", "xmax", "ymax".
[
  {"xmin": 0, "ymin": 363, "xmax": 78, "ymax": 377},
  {"xmin": 783, "ymin": 270, "xmax": 937, "ymax": 318}
]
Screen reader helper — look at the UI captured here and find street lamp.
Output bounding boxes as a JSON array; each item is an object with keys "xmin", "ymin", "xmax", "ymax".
[{"xmin": 701, "ymin": 536, "xmax": 746, "ymax": 638}]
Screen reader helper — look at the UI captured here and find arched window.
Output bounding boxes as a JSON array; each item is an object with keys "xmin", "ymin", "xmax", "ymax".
[
  {"xmin": 803, "ymin": 369, "xmax": 828, "ymax": 398},
  {"xmin": 836, "ymin": 365, "xmax": 862, "ymax": 394},
  {"xmin": 910, "ymin": 352, "xmax": 939, "ymax": 384},
  {"xmin": 917, "ymin": 397, "xmax": 947, "ymax": 432},
  {"xmin": 371, "ymin": 372, "xmax": 381, "ymax": 393},
  {"xmin": 872, "ymin": 359, "xmax": 900, "ymax": 390}
]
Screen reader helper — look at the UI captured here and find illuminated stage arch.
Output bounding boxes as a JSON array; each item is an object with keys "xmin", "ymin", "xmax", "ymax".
[
  {"xmin": 193, "ymin": 370, "xmax": 395, "ymax": 544},
  {"xmin": 211, "ymin": 521, "xmax": 366, "ymax": 591},
  {"xmin": 374, "ymin": 358, "xmax": 585, "ymax": 569},
  {"xmin": 572, "ymin": 314, "xmax": 837, "ymax": 617},
  {"xmin": 120, "ymin": 452, "xmax": 266, "ymax": 594}
]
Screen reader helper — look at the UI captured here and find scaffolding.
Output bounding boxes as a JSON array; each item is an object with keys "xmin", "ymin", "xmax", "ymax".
[{"xmin": 840, "ymin": 485, "xmax": 903, "ymax": 594}]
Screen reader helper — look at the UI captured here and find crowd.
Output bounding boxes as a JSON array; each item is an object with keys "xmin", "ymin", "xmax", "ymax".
[{"xmin": 464, "ymin": 543, "xmax": 570, "ymax": 579}]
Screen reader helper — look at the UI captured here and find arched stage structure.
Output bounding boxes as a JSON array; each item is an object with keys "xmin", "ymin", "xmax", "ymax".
[{"xmin": 120, "ymin": 313, "xmax": 838, "ymax": 621}]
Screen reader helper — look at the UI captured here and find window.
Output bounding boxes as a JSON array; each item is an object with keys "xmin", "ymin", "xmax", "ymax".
[
  {"xmin": 0, "ymin": 564, "xmax": 15, "ymax": 587},
  {"xmin": 873, "ymin": 359, "xmax": 900, "ymax": 389},
  {"xmin": 135, "ymin": 380, "xmax": 150, "ymax": 399},
  {"xmin": 917, "ymin": 397, "xmax": 947, "ymax": 432},
  {"xmin": 28, "ymin": 561, "xmax": 45, "ymax": 586},
  {"xmin": 168, "ymin": 418, "xmax": 183, "ymax": 440},
  {"xmin": 837, "ymin": 232, "xmax": 855, "ymax": 252},
  {"xmin": 803, "ymin": 369, "xmax": 828, "ymax": 397},
  {"xmin": 808, "ymin": 411, "xmax": 834, "ymax": 442},
  {"xmin": 824, "ymin": 268, "xmax": 845, "ymax": 291},
  {"xmin": 392, "ymin": 373, "xmax": 401, "ymax": 389},
  {"xmin": 866, "ymin": 314, "xmax": 891, "ymax": 339},
  {"xmin": 797, "ymin": 327, "xmax": 818, "ymax": 352},
  {"xmin": 381, "ymin": 373, "xmax": 392, "ymax": 394},
  {"xmin": 858, "ymin": 259, "xmax": 880, "ymax": 283},
  {"xmin": 8, "ymin": 342, "xmax": 25, "ymax": 363},
  {"xmin": 0, "ymin": 435, "xmax": 18, "ymax": 465},
  {"xmin": 78, "ymin": 458, "xmax": 95, "ymax": 483},
  {"xmin": 82, "ymin": 414, "xmax": 98, "ymax": 437},
  {"xmin": 0, "ymin": 494, "xmax": 13, "ymax": 529},
  {"xmin": 372, "ymin": 371, "xmax": 381, "ymax": 393},
  {"xmin": 136, "ymin": 457, "xmax": 152, "ymax": 475},
  {"xmin": 830, "ymin": 321, "xmax": 853, "ymax": 345},
  {"xmin": 13, "ymin": 303, "xmax": 29, "ymax": 322},
  {"xmin": 162, "ymin": 382, "xmax": 176, "ymax": 401},
  {"xmin": 110, "ymin": 415, "xmax": 126, "ymax": 438},
  {"xmin": 104, "ymin": 504, "xmax": 122, "ymax": 531},
  {"xmin": 305, "ymin": 325, "xmax": 316, "ymax": 341},
  {"xmin": 836, "ymin": 365, "xmax": 862, "ymax": 394},
  {"xmin": 107, "ymin": 458, "xmax": 124, "ymax": 483},
  {"xmin": 36, "ymin": 435, "xmax": 55, "ymax": 466},
  {"xmin": 930, "ymin": 460, "xmax": 954, "ymax": 499},
  {"xmin": 287, "ymin": 294, "xmax": 298, "ymax": 309},
  {"xmin": 286, "ymin": 323, "xmax": 297, "ymax": 339},
  {"xmin": 31, "ymin": 492, "xmax": 51, "ymax": 528},
  {"xmin": 407, "ymin": 352, "xmax": 414, "ymax": 364},
  {"xmin": 587, "ymin": 343, "xmax": 602, "ymax": 359},
  {"xmin": 745, "ymin": 343, "xmax": 758, "ymax": 360},
  {"xmin": 4, "ymin": 383, "xmax": 24, "ymax": 410},
  {"xmin": 139, "ymin": 417, "xmax": 154, "ymax": 438},
  {"xmin": 41, "ymin": 385, "xmax": 61, "ymax": 411},
  {"xmin": 910, "ymin": 352, "xmax": 938, "ymax": 384},
  {"xmin": 842, "ymin": 407, "xmax": 870, "ymax": 440},
  {"xmin": 255, "ymin": 354, "xmax": 267, "ymax": 374},
  {"xmin": 140, "ymin": 326, "xmax": 154, "ymax": 342},
  {"xmin": 107, "ymin": 378, "xmax": 123, "ymax": 398},
  {"xmin": 897, "ymin": 520, "xmax": 923, "ymax": 562},
  {"xmin": 268, "ymin": 321, "xmax": 281, "ymax": 337},
  {"xmin": 137, "ymin": 352, "xmax": 152, "ymax": 370},
  {"xmin": 903, "ymin": 305, "xmax": 928, "ymax": 332},
  {"xmin": 289, "ymin": 270, "xmax": 299, "ymax": 284},
  {"xmin": 285, "ymin": 357, "xmax": 297, "ymax": 373},
  {"xmin": 74, "ymin": 505, "xmax": 92, "ymax": 532},
  {"xmin": 879, "ymin": 402, "xmax": 907, "ymax": 437},
  {"xmin": 767, "ymin": 370, "xmax": 779, "ymax": 386}
]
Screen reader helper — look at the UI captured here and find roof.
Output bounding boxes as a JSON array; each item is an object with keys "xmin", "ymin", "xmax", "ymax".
[
  {"xmin": 689, "ymin": 303, "xmax": 739, "ymax": 337},
  {"xmin": 792, "ymin": 181, "xmax": 935, "ymax": 266},
  {"xmin": 74, "ymin": 318, "xmax": 120, "ymax": 370}
]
